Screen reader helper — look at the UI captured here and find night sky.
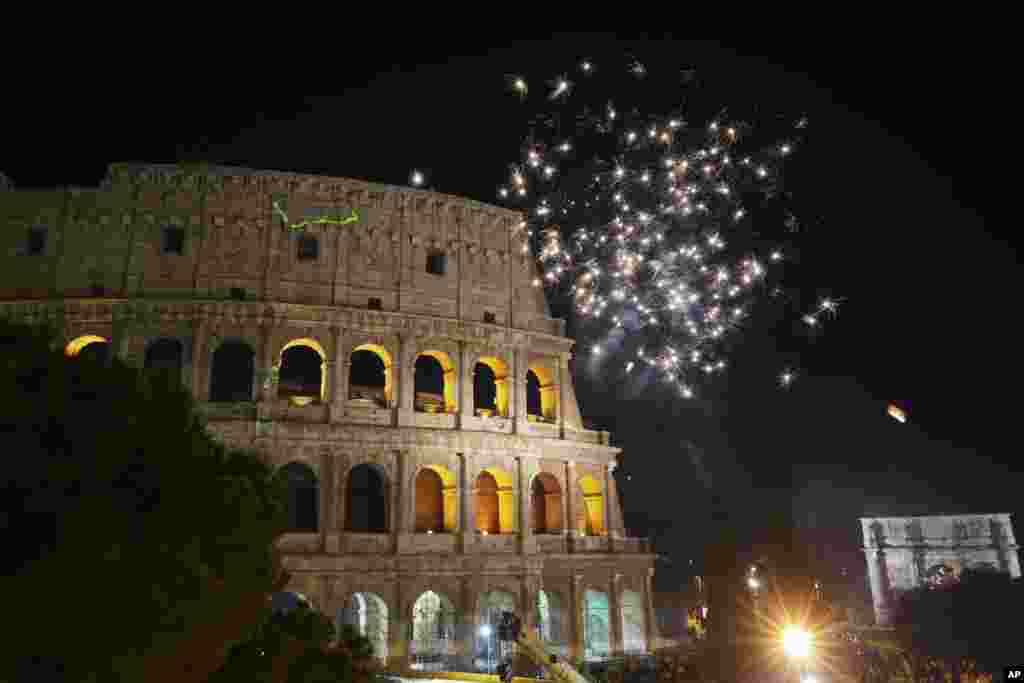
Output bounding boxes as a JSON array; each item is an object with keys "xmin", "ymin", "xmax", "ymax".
[{"xmin": 6, "ymin": 37, "xmax": 1018, "ymax": 588}]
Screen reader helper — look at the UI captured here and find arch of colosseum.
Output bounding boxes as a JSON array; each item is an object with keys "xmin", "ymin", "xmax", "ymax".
[{"xmin": 0, "ymin": 163, "xmax": 657, "ymax": 670}]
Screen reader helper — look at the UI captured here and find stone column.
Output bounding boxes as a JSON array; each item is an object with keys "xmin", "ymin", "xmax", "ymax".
[
  {"xmin": 393, "ymin": 450, "xmax": 406, "ymax": 554},
  {"xmin": 398, "ymin": 334, "xmax": 415, "ymax": 425},
  {"xmin": 319, "ymin": 448, "xmax": 333, "ymax": 552},
  {"xmin": 259, "ymin": 325, "xmax": 274, "ymax": 402},
  {"xmin": 457, "ymin": 575, "xmax": 478, "ymax": 671},
  {"xmin": 460, "ymin": 342, "xmax": 474, "ymax": 422},
  {"xmin": 191, "ymin": 320, "xmax": 206, "ymax": 400},
  {"xmin": 390, "ymin": 579, "xmax": 406, "ymax": 668},
  {"xmin": 459, "ymin": 452, "xmax": 472, "ymax": 553},
  {"xmin": 557, "ymin": 353, "xmax": 568, "ymax": 439},
  {"xmin": 603, "ymin": 462, "xmax": 614, "ymax": 551},
  {"xmin": 643, "ymin": 568, "xmax": 656, "ymax": 653},
  {"xmin": 609, "ymin": 573, "xmax": 623, "ymax": 657},
  {"xmin": 570, "ymin": 574, "xmax": 584, "ymax": 662},
  {"xmin": 865, "ymin": 549, "xmax": 891, "ymax": 626},
  {"xmin": 514, "ymin": 347, "xmax": 528, "ymax": 433},
  {"xmin": 565, "ymin": 461, "xmax": 577, "ymax": 551},
  {"xmin": 518, "ymin": 457, "xmax": 531, "ymax": 554}
]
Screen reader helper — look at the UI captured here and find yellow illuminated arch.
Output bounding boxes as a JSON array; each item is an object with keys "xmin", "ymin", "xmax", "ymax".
[
  {"xmin": 352, "ymin": 343, "xmax": 393, "ymax": 405},
  {"xmin": 476, "ymin": 466, "xmax": 515, "ymax": 534},
  {"xmin": 279, "ymin": 337, "xmax": 327, "ymax": 404},
  {"xmin": 579, "ymin": 474, "xmax": 605, "ymax": 536},
  {"xmin": 527, "ymin": 361, "xmax": 558, "ymax": 421},
  {"xmin": 415, "ymin": 349, "xmax": 457, "ymax": 413},
  {"xmin": 475, "ymin": 356, "xmax": 509, "ymax": 417},
  {"xmin": 417, "ymin": 464, "xmax": 458, "ymax": 532},
  {"xmin": 65, "ymin": 335, "xmax": 108, "ymax": 357}
]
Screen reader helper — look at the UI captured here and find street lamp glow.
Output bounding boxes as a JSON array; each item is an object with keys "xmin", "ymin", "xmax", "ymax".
[
  {"xmin": 747, "ymin": 577, "xmax": 760, "ymax": 590},
  {"xmin": 782, "ymin": 626, "xmax": 813, "ymax": 659},
  {"xmin": 480, "ymin": 625, "xmax": 492, "ymax": 637}
]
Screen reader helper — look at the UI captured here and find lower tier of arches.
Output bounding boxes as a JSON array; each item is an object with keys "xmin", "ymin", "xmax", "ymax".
[{"xmin": 277, "ymin": 562, "xmax": 657, "ymax": 671}]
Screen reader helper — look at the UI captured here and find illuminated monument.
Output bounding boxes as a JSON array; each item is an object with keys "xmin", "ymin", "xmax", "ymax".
[
  {"xmin": 860, "ymin": 513, "xmax": 1020, "ymax": 626},
  {"xmin": 0, "ymin": 163, "xmax": 656, "ymax": 668}
]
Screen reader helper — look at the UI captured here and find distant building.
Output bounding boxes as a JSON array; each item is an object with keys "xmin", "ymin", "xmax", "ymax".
[{"xmin": 859, "ymin": 513, "xmax": 1021, "ymax": 625}]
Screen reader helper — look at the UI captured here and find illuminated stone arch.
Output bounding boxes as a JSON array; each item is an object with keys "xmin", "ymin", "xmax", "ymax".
[
  {"xmin": 338, "ymin": 591, "xmax": 389, "ymax": 660},
  {"xmin": 583, "ymin": 588, "xmax": 611, "ymax": 660},
  {"xmin": 344, "ymin": 462, "xmax": 389, "ymax": 533},
  {"xmin": 578, "ymin": 474, "xmax": 605, "ymax": 536},
  {"xmin": 411, "ymin": 590, "xmax": 457, "ymax": 670},
  {"xmin": 65, "ymin": 334, "xmax": 109, "ymax": 361},
  {"xmin": 474, "ymin": 467, "xmax": 515, "ymax": 534},
  {"xmin": 620, "ymin": 588, "xmax": 646, "ymax": 654},
  {"xmin": 526, "ymin": 359, "xmax": 557, "ymax": 422},
  {"xmin": 530, "ymin": 472, "xmax": 563, "ymax": 534},
  {"xmin": 414, "ymin": 464, "xmax": 458, "ymax": 533},
  {"xmin": 414, "ymin": 349, "xmax": 457, "ymax": 413},
  {"xmin": 535, "ymin": 589, "xmax": 568, "ymax": 653},
  {"xmin": 473, "ymin": 355, "xmax": 509, "ymax": 417},
  {"xmin": 349, "ymin": 343, "xmax": 393, "ymax": 406},
  {"xmin": 278, "ymin": 337, "xmax": 327, "ymax": 405}
]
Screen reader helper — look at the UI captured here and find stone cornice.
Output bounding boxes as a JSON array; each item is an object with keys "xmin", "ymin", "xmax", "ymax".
[
  {"xmin": 226, "ymin": 421, "xmax": 620, "ymax": 461},
  {"xmin": 0, "ymin": 298, "xmax": 574, "ymax": 352}
]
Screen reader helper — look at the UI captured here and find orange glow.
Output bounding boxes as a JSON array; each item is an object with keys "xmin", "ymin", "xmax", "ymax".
[{"xmin": 887, "ymin": 404, "xmax": 906, "ymax": 423}]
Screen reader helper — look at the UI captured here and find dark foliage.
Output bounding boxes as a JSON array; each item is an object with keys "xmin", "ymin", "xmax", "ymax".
[{"xmin": 0, "ymin": 319, "xmax": 288, "ymax": 682}]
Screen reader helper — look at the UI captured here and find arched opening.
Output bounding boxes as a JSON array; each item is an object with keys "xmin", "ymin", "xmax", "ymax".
[
  {"xmin": 339, "ymin": 592, "xmax": 388, "ymax": 661},
  {"xmin": 475, "ymin": 467, "xmax": 514, "ymax": 534},
  {"xmin": 278, "ymin": 338, "xmax": 325, "ymax": 405},
  {"xmin": 415, "ymin": 465, "xmax": 457, "ymax": 533},
  {"xmin": 411, "ymin": 590, "xmax": 457, "ymax": 671},
  {"xmin": 583, "ymin": 589, "xmax": 610, "ymax": 661},
  {"xmin": 473, "ymin": 356, "xmax": 509, "ymax": 417},
  {"xmin": 476, "ymin": 590, "xmax": 516, "ymax": 672},
  {"xmin": 349, "ymin": 344, "xmax": 392, "ymax": 407},
  {"xmin": 144, "ymin": 338, "xmax": 183, "ymax": 380},
  {"xmin": 345, "ymin": 464, "xmax": 387, "ymax": 533},
  {"xmin": 279, "ymin": 462, "xmax": 318, "ymax": 532},
  {"xmin": 620, "ymin": 589, "xmax": 646, "ymax": 654},
  {"xmin": 209, "ymin": 340, "xmax": 255, "ymax": 402},
  {"xmin": 271, "ymin": 590, "xmax": 311, "ymax": 615},
  {"xmin": 415, "ymin": 350, "xmax": 456, "ymax": 413},
  {"xmin": 535, "ymin": 590, "xmax": 566, "ymax": 656},
  {"xmin": 65, "ymin": 335, "xmax": 110, "ymax": 365},
  {"xmin": 526, "ymin": 362, "xmax": 557, "ymax": 422},
  {"xmin": 579, "ymin": 475, "xmax": 605, "ymax": 536},
  {"xmin": 531, "ymin": 472, "xmax": 563, "ymax": 534}
]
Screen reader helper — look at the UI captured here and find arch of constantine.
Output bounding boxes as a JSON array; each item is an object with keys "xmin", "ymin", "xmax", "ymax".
[{"xmin": 0, "ymin": 163, "xmax": 657, "ymax": 669}]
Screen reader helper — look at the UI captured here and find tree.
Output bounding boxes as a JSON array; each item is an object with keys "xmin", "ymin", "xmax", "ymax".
[
  {"xmin": 890, "ymin": 568, "xmax": 1024, "ymax": 681},
  {"xmin": 0, "ymin": 319, "xmax": 288, "ymax": 682}
]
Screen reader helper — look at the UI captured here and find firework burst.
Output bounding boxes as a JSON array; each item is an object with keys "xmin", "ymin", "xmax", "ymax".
[{"xmin": 496, "ymin": 58, "xmax": 838, "ymax": 397}]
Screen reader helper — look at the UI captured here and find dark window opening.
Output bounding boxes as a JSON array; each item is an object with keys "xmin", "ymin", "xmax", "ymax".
[
  {"xmin": 280, "ymin": 462, "xmax": 318, "ymax": 532},
  {"xmin": 75, "ymin": 341, "xmax": 110, "ymax": 366},
  {"xmin": 27, "ymin": 227, "xmax": 47, "ymax": 256},
  {"xmin": 426, "ymin": 249, "xmax": 446, "ymax": 275},
  {"xmin": 162, "ymin": 226, "xmax": 185, "ymax": 255},
  {"xmin": 277, "ymin": 345, "xmax": 322, "ymax": 402},
  {"xmin": 526, "ymin": 370, "xmax": 542, "ymax": 417},
  {"xmin": 483, "ymin": 311, "xmax": 497, "ymax": 324},
  {"xmin": 229, "ymin": 287, "xmax": 246, "ymax": 301},
  {"xmin": 297, "ymin": 235, "xmax": 319, "ymax": 261},
  {"xmin": 367, "ymin": 297, "xmax": 382, "ymax": 310},
  {"xmin": 209, "ymin": 340, "xmax": 255, "ymax": 402},
  {"xmin": 349, "ymin": 349, "xmax": 387, "ymax": 405},
  {"xmin": 90, "ymin": 284, "xmax": 105, "ymax": 297},
  {"xmin": 414, "ymin": 355, "xmax": 445, "ymax": 412},
  {"xmin": 473, "ymin": 363, "xmax": 497, "ymax": 413},
  {"xmin": 144, "ymin": 338, "xmax": 184, "ymax": 381},
  {"xmin": 346, "ymin": 464, "xmax": 388, "ymax": 533}
]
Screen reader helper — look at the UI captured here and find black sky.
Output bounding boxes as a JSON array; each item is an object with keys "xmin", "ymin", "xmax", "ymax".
[{"xmin": 5, "ymin": 37, "xmax": 1019, "ymax": 578}]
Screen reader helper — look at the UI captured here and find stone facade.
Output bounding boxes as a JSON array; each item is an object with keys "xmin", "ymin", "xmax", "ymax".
[
  {"xmin": 0, "ymin": 163, "xmax": 657, "ymax": 668},
  {"xmin": 859, "ymin": 513, "xmax": 1021, "ymax": 626}
]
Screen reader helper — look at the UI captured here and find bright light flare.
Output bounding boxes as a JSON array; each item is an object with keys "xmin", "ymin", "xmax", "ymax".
[{"xmin": 781, "ymin": 626, "xmax": 813, "ymax": 659}]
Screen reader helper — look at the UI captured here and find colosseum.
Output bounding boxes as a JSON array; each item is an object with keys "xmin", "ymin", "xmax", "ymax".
[{"xmin": 0, "ymin": 162, "xmax": 656, "ymax": 670}]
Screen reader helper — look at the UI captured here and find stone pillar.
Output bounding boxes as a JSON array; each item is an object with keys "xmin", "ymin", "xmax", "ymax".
[
  {"xmin": 398, "ymin": 334, "xmax": 415, "ymax": 425},
  {"xmin": 643, "ymin": 568, "xmax": 656, "ymax": 654},
  {"xmin": 570, "ymin": 573, "xmax": 584, "ymax": 662},
  {"xmin": 565, "ymin": 461, "xmax": 577, "ymax": 551},
  {"xmin": 460, "ymin": 342, "xmax": 474, "ymax": 422},
  {"xmin": 320, "ymin": 448, "xmax": 333, "ymax": 550},
  {"xmin": 557, "ymin": 353, "xmax": 568, "ymax": 439},
  {"xmin": 459, "ymin": 452, "xmax": 472, "ymax": 553},
  {"xmin": 609, "ymin": 573, "xmax": 623, "ymax": 657},
  {"xmin": 389, "ymin": 579, "xmax": 406, "ymax": 668},
  {"xmin": 865, "ymin": 549, "xmax": 891, "ymax": 626},
  {"xmin": 259, "ymin": 325, "xmax": 274, "ymax": 402},
  {"xmin": 603, "ymin": 462, "xmax": 614, "ymax": 551},
  {"xmin": 514, "ymin": 347, "xmax": 528, "ymax": 433},
  {"xmin": 191, "ymin": 320, "xmax": 206, "ymax": 400},
  {"xmin": 457, "ymin": 575, "xmax": 477, "ymax": 671},
  {"xmin": 518, "ymin": 457, "xmax": 536, "ymax": 555},
  {"xmin": 393, "ymin": 450, "xmax": 406, "ymax": 553}
]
